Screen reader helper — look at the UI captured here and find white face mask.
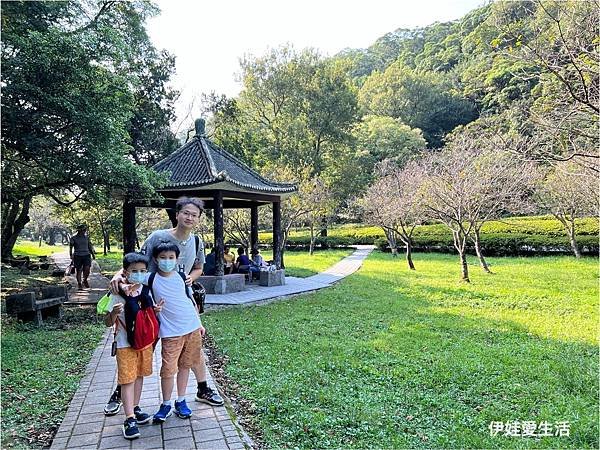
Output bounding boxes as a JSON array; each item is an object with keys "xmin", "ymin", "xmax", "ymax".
[{"xmin": 158, "ymin": 259, "xmax": 177, "ymax": 272}]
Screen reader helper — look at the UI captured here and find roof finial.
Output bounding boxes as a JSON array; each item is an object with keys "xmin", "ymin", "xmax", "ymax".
[{"xmin": 195, "ymin": 118, "xmax": 206, "ymax": 137}]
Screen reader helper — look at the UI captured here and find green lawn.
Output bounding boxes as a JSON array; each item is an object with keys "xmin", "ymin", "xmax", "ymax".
[
  {"xmin": 203, "ymin": 252, "xmax": 599, "ymax": 448},
  {"xmin": 12, "ymin": 240, "xmax": 68, "ymax": 257},
  {"xmin": 96, "ymin": 249, "xmax": 353, "ymax": 278},
  {"xmin": 1, "ymin": 308, "xmax": 105, "ymax": 449}
]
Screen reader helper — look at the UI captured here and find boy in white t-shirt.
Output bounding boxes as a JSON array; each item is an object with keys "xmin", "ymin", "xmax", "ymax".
[
  {"xmin": 149, "ymin": 241, "xmax": 205, "ymax": 423},
  {"xmin": 105, "ymin": 253, "xmax": 163, "ymax": 440}
]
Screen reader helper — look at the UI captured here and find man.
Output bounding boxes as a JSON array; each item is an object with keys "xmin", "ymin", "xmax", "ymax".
[
  {"xmin": 104, "ymin": 196, "xmax": 223, "ymax": 416},
  {"xmin": 69, "ymin": 224, "xmax": 96, "ymax": 289}
]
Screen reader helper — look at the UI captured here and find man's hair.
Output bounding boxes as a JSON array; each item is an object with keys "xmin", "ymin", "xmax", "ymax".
[
  {"xmin": 122, "ymin": 252, "xmax": 149, "ymax": 270},
  {"xmin": 152, "ymin": 241, "xmax": 180, "ymax": 258},
  {"xmin": 175, "ymin": 196, "xmax": 204, "ymax": 214}
]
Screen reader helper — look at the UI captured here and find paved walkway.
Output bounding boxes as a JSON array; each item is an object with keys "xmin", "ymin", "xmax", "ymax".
[
  {"xmin": 53, "ymin": 252, "xmax": 108, "ymax": 305},
  {"xmin": 49, "ymin": 245, "xmax": 374, "ymax": 449},
  {"xmin": 207, "ymin": 245, "xmax": 374, "ymax": 305}
]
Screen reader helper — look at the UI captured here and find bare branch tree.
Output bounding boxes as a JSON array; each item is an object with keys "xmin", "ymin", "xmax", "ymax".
[
  {"xmin": 536, "ymin": 161, "xmax": 599, "ymax": 258},
  {"xmin": 359, "ymin": 159, "xmax": 427, "ymax": 270}
]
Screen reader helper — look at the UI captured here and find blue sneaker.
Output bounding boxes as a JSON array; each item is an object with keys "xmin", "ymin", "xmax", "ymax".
[
  {"xmin": 134, "ymin": 406, "xmax": 151, "ymax": 425},
  {"xmin": 122, "ymin": 417, "xmax": 140, "ymax": 440},
  {"xmin": 174, "ymin": 399, "xmax": 192, "ymax": 419},
  {"xmin": 152, "ymin": 403, "xmax": 173, "ymax": 424}
]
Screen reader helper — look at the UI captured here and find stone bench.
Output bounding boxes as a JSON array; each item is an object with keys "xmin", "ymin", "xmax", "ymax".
[
  {"xmin": 197, "ymin": 274, "xmax": 245, "ymax": 294},
  {"xmin": 6, "ymin": 285, "xmax": 68, "ymax": 326},
  {"xmin": 259, "ymin": 269, "xmax": 285, "ymax": 287}
]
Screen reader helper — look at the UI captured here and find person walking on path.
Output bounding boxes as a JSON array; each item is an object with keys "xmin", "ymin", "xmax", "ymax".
[{"xmin": 69, "ymin": 224, "xmax": 96, "ymax": 290}]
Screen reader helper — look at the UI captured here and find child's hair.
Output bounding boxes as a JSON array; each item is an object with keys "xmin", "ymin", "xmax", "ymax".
[
  {"xmin": 175, "ymin": 196, "xmax": 204, "ymax": 214},
  {"xmin": 152, "ymin": 241, "xmax": 180, "ymax": 258},
  {"xmin": 237, "ymin": 246, "xmax": 246, "ymax": 255},
  {"xmin": 251, "ymin": 248, "xmax": 260, "ymax": 256},
  {"xmin": 122, "ymin": 252, "xmax": 149, "ymax": 270}
]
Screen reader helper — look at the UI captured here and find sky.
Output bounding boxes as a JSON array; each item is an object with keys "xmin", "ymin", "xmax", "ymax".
[{"xmin": 146, "ymin": 0, "xmax": 485, "ymax": 130}]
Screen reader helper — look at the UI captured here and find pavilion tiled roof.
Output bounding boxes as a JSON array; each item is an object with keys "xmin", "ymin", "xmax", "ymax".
[{"xmin": 153, "ymin": 133, "xmax": 297, "ymax": 194}]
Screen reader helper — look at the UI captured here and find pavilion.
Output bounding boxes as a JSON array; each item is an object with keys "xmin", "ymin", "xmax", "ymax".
[{"xmin": 122, "ymin": 118, "xmax": 297, "ymax": 278}]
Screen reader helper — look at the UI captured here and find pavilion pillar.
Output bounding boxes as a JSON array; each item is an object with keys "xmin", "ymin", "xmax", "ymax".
[
  {"xmin": 272, "ymin": 201, "xmax": 283, "ymax": 269},
  {"xmin": 167, "ymin": 208, "xmax": 177, "ymax": 227},
  {"xmin": 250, "ymin": 204, "xmax": 259, "ymax": 252},
  {"xmin": 213, "ymin": 190, "xmax": 225, "ymax": 276},
  {"xmin": 123, "ymin": 200, "xmax": 137, "ymax": 253}
]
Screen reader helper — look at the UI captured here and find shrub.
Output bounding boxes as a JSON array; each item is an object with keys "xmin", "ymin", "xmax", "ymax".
[{"xmin": 258, "ymin": 216, "xmax": 598, "ymax": 256}]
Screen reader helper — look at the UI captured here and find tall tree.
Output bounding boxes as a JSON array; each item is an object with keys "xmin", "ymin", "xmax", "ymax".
[
  {"xmin": 358, "ymin": 62, "xmax": 478, "ymax": 147},
  {"xmin": 1, "ymin": 1, "xmax": 165, "ymax": 259}
]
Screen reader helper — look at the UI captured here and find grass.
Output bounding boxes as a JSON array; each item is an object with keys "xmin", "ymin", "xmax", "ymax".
[
  {"xmin": 12, "ymin": 241, "xmax": 68, "ymax": 257},
  {"xmin": 96, "ymin": 249, "xmax": 353, "ymax": 278},
  {"xmin": 203, "ymin": 252, "xmax": 599, "ymax": 448},
  {"xmin": 0, "ymin": 307, "xmax": 105, "ymax": 449}
]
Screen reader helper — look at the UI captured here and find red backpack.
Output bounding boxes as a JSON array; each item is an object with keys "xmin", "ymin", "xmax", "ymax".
[{"xmin": 118, "ymin": 286, "xmax": 159, "ymax": 350}]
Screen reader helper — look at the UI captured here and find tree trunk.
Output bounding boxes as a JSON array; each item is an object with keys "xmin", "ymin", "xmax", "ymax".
[
  {"xmin": 567, "ymin": 217, "xmax": 581, "ymax": 258},
  {"xmin": 452, "ymin": 230, "xmax": 470, "ymax": 282},
  {"xmin": 309, "ymin": 224, "xmax": 315, "ymax": 256},
  {"xmin": 384, "ymin": 229, "xmax": 398, "ymax": 257},
  {"xmin": 1, "ymin": 197, "xmax": 32, "ymax": 261},
  {"xmin": 405, "ymin": 239, "xmax": 415, "ymax": 270},
  {"xmin": 556, "ymin": 214, "xmax": 582, "ymax": 258},
  {"xmin": 472, "ymin": 228, "xmax": 492, "ymax": 273}
]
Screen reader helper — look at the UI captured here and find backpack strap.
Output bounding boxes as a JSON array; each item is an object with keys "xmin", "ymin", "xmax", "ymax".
[
  {"xmin": 177, "ymin": 271, "xmax": 193, "ymax": 300},
  {"xmin": 147, "ymin": 272, "xmax": 157, "ymax": 301},
  {"xmin": 192, "ymin": 235, "xmax": 200, "ymax": 275}
]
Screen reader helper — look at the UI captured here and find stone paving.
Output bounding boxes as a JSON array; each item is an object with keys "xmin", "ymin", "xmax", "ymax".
[
  {"xmin": 206, "ymin": 245, "xmax": 374, "ymax": 305},
  {"xmin": 50, "ymin": 333, "xmax": 248, "ymax": 450},
  {"xmin": 53, "ymin": 252, "xmax": 108, "ymax": 305},
  {"xmin": 49, "ymin": 245, "xmax": 374, "ymax": 449}
]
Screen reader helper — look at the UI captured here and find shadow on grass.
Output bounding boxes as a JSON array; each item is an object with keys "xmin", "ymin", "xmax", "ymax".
[{"xmin": 204, "ymin": 252, "xmax": 599, "ymax": 449}]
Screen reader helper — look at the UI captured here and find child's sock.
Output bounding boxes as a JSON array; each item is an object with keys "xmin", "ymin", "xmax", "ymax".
[
  {"xmin": 197, "ymin": 381, "xmax": 208, "ymax": 392},
  {"xmin": 177, "ymin": 396, "xmax": 185, "ymax": 402},
  {"xmin": 163, "ymin": 400, "xmax": 172, "ymax": 406}
]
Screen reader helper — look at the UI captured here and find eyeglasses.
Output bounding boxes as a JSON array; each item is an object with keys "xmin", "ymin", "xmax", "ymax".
[{"xmin": 179, "ymin": 210, "xmax": 200, "ymax": 219}]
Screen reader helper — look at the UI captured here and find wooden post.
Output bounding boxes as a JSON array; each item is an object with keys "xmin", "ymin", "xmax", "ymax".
[
  {"xmin": 167, "ymin": 208, "xmax": 177, "ymax": 227},
  {"xmin": 214, "ymin": 191, "xmax": 225, "ymax": 276},
  {"xmin": 250, "ymin": 204, "xmax": 259, "ymax": 252},
  {"xmin": 123, "ymin": 200, "xmax": 137, "ymax": 253},
  {"xmin": 273, "ymin": 201, "xmax": 282, "ymax": 269}
]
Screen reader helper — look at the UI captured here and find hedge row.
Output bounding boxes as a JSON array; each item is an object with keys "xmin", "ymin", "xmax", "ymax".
[{"xmin": 258, "ymin": 216, "xmax": 599, "ymax": 256}]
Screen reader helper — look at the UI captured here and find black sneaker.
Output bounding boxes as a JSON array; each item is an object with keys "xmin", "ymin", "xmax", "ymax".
[
  {"xmin": 134, "ymin": 406, "xmax": 151, "ymax": 425},
  {"xmin": 104, "ymin": 388, "xmax": 122, "ymax": 416},
  {"xmin": 122, "ymin": 417, "xmax": 140, "ymax": 440},
  {"xmin": 195, "ymin": 387, "xmax": 224, "ymax": 406}
]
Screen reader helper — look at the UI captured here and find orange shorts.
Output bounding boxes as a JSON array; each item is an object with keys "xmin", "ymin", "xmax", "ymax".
[
  {"xmin": 116, "ymin": 346, "xmax": 153, "ymax": 385},
  {"xmin": 160, "ymin": 329, "xmax": 202, "ymax": 378}
]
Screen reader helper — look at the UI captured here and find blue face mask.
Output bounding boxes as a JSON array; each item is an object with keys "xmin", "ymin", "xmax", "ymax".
[
  {"xmin": 158, "ymin": 259, "xmax": 177, "ymax": 273},
  {"xmin": 128, "ymin": 272, "xmax": 146, "ymax": 284}
]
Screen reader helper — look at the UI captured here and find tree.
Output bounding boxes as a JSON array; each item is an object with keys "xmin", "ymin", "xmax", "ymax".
[
  {"xmin": 302, "ymin": 177, "xmax": 336, "ymax": 255},
  {"xmin": 446, "ymin": 124, "xmax": 540, "ymax": 272},
  {"xmin": 1, "ymin": 1, "xmax": 163, "ymax": 260},
  {"xmin": 351, "ymin": 115, "xmax": 426, "ymax": 189},
  {"xmin": 236, "ymin": 46, "xmax": 358, "ymax": 173},
  {"xmin": 419, "ymin": 147, "xmax": 479, "ymax": 281},
  {"xmin": 492, "ymin": 0, "xmax": 600, "ymax": 168},
  {"xmin": 537, "ymin": 162, "xmax": 598, "ymax": 258},
  {"xmin": 358, "ymin": 62, "xmax": 478, "ymax": 147},
  {"xmin": 359, "ymin": 159, "xmax": 426, "ymax": 269}
]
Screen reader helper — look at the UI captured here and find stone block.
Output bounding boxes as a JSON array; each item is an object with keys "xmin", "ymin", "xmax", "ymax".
[
  {"xmin": 259, "ymin": 269, "xmax": 285, "ymax": 287},
  {"xmin": 197, "ymin": 274, "xmax": 245, "ymax": 294}
]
